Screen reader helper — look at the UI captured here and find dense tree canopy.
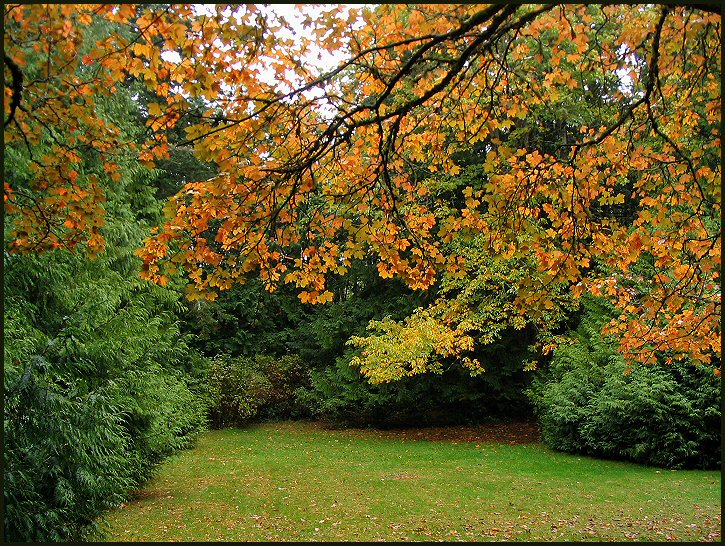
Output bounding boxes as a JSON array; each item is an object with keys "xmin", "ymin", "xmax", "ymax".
[{"xmin": 4, "ymin": 4, "xmax": 721, "ymax": 373}]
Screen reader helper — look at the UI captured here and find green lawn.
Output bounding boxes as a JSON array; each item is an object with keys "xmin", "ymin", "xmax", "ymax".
[{"xmin": 97, "ymin": 421, "xmax": 721, "ymax": 542}]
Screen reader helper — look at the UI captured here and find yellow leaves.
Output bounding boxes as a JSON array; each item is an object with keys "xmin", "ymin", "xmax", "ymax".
[
  {"xmin": 507, "ymin": 99, "xmax": 529, "ymax": 121},
  {"xmin": 106, "ymin": 4, "xmax": 136, "ymax": 23},
  {"xmin": 184, "ymin": 286, "xmax": 216, "ymax": 302},
  {"xmin": 148, "ymin": 102, "xmax": 163, "ymax": 117},
  {"xmin": 77, "ymin": 12, "xmax": 93, "ymax": 26},
  {"xmin": 395, "ymin": 238, "xmax": 410, "ymax": 252},
  {"xmin": 348, "ymin": 312, "xmax": 456, "ymax": 383},
  {"xmin": 376, "ymin": 262, "xmax": 394, "ymax": 279},
  {"xmin": 349, "ymin": 245, "xmax": 366, "ymax": 260},
  {"xmin": 672, "ymin": 264, "xmax": 691, "ymax": 281},
  {"xmin": 448, "ymin": 164, "xmax": 462, "ymax": 176},
  {"xmin": 317, "ymin": 290, "xmax": 334, "ymax": 304},
  {"xmin": 598, "ymin": 192, "xmax": 625, "ymax": 206},
  {"xmin": 628, "ymin": 233, "xmax": 643, "ymax": 255},
  {"xmin": 101, "ymin": 54, "xmax": 125, "ymax": 73},
  {"xmin": 132, "ymin": 42, "xmax": 152, "ymax": 59}
]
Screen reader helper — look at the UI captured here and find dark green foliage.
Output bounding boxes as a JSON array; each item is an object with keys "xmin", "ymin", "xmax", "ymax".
[
  {"xmin": 182, "ymin": 280, "xmax": 310, "ymax": 359},
  {"xmin": 3, "ymin": 366, "xmax": 132, "ymax": 542},
  {"xmin": 297, "ymin": 339, "xmax": 534, "ymax": 428},
  {"xmin": 528, "ymin": 297, "xmax": 721, "ymax": 469},
  {"xmin": 184, "ymin": 259, "xmax": 430, "ymax": 368},
  {"xmin": 206, "ymin": 354, "xmax": 310, "ymax": 428}
]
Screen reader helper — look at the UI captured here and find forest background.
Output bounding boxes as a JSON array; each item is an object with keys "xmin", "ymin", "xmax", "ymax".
[{"xmin": 2, "ymin": 3, "xmax": 721, "ymax": 541}]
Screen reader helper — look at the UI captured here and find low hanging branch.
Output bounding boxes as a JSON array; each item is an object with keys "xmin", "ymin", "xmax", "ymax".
[{"xmin": 4, "ymin": 4, "xmax": 721, "ymax": 370}]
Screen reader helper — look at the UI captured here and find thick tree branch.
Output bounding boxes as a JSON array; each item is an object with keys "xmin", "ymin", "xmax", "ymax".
[
  {"xmin": 272, "ymin": 4, "xmax": 557, "ymax": 178},
  {"xmin": 569, "ymin": 6, "xmax": 669, "ymax": 159},
  {"xmin": 4, "ymin": 54, "xmax": 23, "ymax": 128}
]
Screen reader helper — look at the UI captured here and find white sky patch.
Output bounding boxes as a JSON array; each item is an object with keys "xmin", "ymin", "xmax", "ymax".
[
  {"xmin": 183, "ymin": 4, "xmax": 370, "ymax": 119},
  {"xmin": 614, "ymin": 43, "xmax": 642, "ymax": 98},
  {"xmin": 189, "ymin": 3, "xmax": 366, "ymax": 77},
  {"xmin": 161, "ymin": 50, "xmax": 182, "ymax": 63}
]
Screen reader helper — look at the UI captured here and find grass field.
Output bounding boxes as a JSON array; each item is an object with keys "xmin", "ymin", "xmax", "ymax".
[{"xmin": 97, "ymin": 421, "xmax": 721, "ymax": 542}]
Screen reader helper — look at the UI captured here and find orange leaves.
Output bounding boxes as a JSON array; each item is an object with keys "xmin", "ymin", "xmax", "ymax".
[
  {"xmin": 603, "ymin": 305, "xmax": 721, "ymax": 368},
  {"xmin": 298, "ymin": 290, "xmax": 334, "ymax": 304},
  {"xmin": 131, "ymin": 42, "xmax": 152, "ymax": 59},
  {"xmin": 5, "ymin": 4, "xmax": 720, "ymax": 368},
  {"xmin": 298, "ymin": 291, "xmax": 315, "ymax": 304},
  {"xmin": 376, "ymin": 262, "xmax": 394, "ymax": 280}
]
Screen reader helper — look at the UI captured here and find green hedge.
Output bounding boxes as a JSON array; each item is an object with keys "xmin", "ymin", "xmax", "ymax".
[
  {"xmin": 528, "ymin": 298, "xmax": 721, "ymax": 469},
  {"xmin": 3, "ymin": 249, "xmax": 210, "ymax": 541}
]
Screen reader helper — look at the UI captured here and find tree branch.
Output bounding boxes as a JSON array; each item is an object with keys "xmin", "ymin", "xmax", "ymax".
[{"xmin": 4, "ymin": 54, "xmax": 23, "ymax": 128}]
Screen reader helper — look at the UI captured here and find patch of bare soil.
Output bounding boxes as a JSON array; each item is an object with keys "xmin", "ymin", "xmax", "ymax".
[
  {"xmin": 128, "ymin": 489, "xmax": 164, "ymax": 501},
  {"xmin": 315, "ymin": 419, "xmax": 542, "ymax": 445}
]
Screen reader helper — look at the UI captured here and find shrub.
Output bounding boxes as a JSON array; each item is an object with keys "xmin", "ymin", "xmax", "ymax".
[
  {"xmin": 296, "ymin": 347, "xmax": 533, "ymax": 428},
  {"xmin": 3, "ymin": 364, "xmax": 133, "ymax": 542},
  {"xmin": 3, "ymin": 248, "xmax": 210, "ymax": 541},
  {"xmin": 117, "ymin": 366, "xmax": 209, "ymax": 481},
  {"xmin": 3, "ymin": 313, "xmax": 209, "ymax": 542},
  {"xmin": 206, "ymin": 354, "xmax": 310, "ymax": 428},
  {"xmin": 528, "ymin": 297, "xmax": 721, "ymax": 469}
]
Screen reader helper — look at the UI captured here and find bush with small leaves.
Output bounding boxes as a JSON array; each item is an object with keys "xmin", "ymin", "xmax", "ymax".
[
  {"xmin": 206, "ymin": 354, "xmax": 310, "ymax": 428},
  {"xmin": 3, "ymin": 248, "xmax": 210, "ymax": 541},
  {"xmin": 528, "ymin": 297, "xmax": 721, "ymax": 469}
]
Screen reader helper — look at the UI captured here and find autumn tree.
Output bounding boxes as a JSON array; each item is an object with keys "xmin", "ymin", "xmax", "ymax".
[{"xmin": 4, "ymin": 4, "xmax": 721, "ymax": 373}]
